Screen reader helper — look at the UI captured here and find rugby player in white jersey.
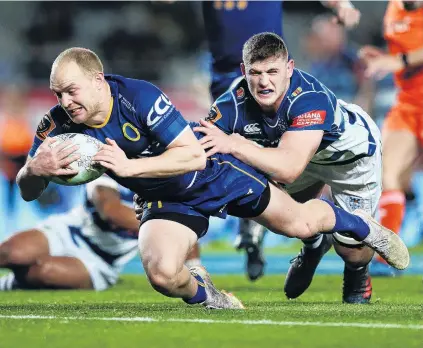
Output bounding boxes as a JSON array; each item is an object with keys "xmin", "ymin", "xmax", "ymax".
[{"xmin": 0, "ymin": 175, "xmax": 139, "ymax": 290}]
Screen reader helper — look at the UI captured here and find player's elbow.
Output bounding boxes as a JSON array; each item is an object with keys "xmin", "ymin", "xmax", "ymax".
[
  {"xmin": 273, "ymin": 167, "xmax": 302, "ymax": 185},
  {"xmin": 19, "ymin": 189, "xmax": 40, "ymax": 202}
]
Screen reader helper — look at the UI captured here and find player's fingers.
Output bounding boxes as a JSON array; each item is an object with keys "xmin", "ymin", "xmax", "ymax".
[
  {"xmin": 205, "ymin": 147, "xmax": 218, "ymax": 158},
  {"xmin": 54, "ymin": 167, "xmax": 79, "ymax": 176},
  {"xmin": 199, "ymin": 136, "xmax": 214, "ymax": 145},
  {"xmin": 359, "ymin": 46, "xmax": 382, "ymax": 60},
  {"xmin": 43, "ymin": 137, "xmax": 57, "ymax": 146},
  {"xmin": 199, "ymin": 119, "xmax": 216, "ymax": 128},
  {"xmin": 95, "ymin": 161, "xmax": 114, "ymax": 171},
  {"xmin": 106, "ymin": 138, "xmax": 118, "ymax": 147},
  {"xmin": 59, "ymin": 154, "xmax": 80, "ymax": 167},
  {"xmin": 201, "ymin": 140, "xmax": 215, "ymax": 151},
  {"xmin": 94, "ymin": 148, "xmax": 114, "ymax": 158},
  {"xmin": 92, "ymin": 154, "xmax": 116, "ymax": 165},
  {"xmin": 99, "ymin": 144, "xmax": 114, "ymax": 152},
  {"xmin": 57, "ymin": 144, "xmax": 79, "ymax": 160},
  {"xmin": 194, "ymin": 126, "xmax": 210, "ymax": 135},
  {"xmin": 54, "ymin": 139, "xmax": 74, "ymax": 153}
]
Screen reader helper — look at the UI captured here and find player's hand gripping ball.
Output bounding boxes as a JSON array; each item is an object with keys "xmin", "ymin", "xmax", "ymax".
[{"xmin": 38, "ymin": 133, "xmax": 106, "ymax": 186}]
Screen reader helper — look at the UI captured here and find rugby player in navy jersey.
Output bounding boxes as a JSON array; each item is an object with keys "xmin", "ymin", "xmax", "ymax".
[
  {"xmin": 0, "ymin": 176, "xmax": 139, "ymax": 291},
  {"xmin": 194, "ymin": 32, "xmax": 385, "ymax": 303},
  {"xmin": 195, "ymin": 0, "xmax": 361, "ymax": 281},
  {"xmin": 17, "ymin": 47, "xmax": 408, "ymax": 309}
]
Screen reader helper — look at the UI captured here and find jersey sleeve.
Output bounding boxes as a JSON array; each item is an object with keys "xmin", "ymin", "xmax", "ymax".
[
  {"xmin": 28, "ymin": 105, "xmax": 66, "ymax": 157},
  {"xmin": 136, "ymin": 82, "xmax": 189, "ymax": 147},
  {"xmin": 205, "ymin": 91, "xmax": 237, "ymax": 134},
  {"xmin": 286, "ymin": 92, "xmax": 335, "ymax": 132}
]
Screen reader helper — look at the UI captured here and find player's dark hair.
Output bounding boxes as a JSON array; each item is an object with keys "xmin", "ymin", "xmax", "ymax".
[
  {"xmin": 242, "ymin": 32, "xmax": 288, "ymax": 65},
  {"xmin": 52, "ymin": 47, "xmax": 103, "ymax": 76}
]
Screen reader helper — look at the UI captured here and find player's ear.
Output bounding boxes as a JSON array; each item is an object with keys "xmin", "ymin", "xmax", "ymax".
[
  {"xmin": 287, "ymin": 59, "xmax": 295, "ymax": 78},
  {"xmin": 240, "ymin": 63, "xmax": 246, "ymax": 77},
  {"xmin": 94, "ymin": 72, "xmax": 105, "ymax": 88}
]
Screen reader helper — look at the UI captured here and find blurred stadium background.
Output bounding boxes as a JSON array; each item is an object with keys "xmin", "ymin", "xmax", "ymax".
[{"xmin": 0, "ymin": 1, "xmax": 422, "ymax": 274}]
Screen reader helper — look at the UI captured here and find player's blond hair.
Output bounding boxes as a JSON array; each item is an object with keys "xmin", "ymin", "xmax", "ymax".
[
  {"xmin": 52, "ymin": 47, "xmax": 103, "ymax": 76},
  {"xmin": 242, "ymin": 32, "xmax": 288, "ymax": 66}
]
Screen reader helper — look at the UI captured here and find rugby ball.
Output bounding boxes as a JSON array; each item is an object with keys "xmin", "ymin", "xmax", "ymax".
[{"xmin": 43, "ymin": 133, "xmax": 106, "ymax": 186}]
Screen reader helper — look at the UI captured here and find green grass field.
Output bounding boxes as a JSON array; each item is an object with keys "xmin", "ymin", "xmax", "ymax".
[{"xmin": 0, "ymin": 274, "xmax": 421, "ymax": 348}]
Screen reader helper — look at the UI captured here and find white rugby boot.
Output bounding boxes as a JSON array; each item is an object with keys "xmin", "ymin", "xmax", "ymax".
[
  {"xmin": 189, "ymin": 266, "xmax": 245, "ymax": 310},
  {"xmin": 354, "ymin": 209, "xmax": 410, "ymax": 270}
]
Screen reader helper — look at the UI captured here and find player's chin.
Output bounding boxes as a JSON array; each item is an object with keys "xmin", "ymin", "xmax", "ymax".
[
  {"xmin": 70, "ymin": 112, "xmax": 88, "ymax": 124},
  {"xmin": 256, "ymin": 95, "xmax": 276, "ymax": 108}
]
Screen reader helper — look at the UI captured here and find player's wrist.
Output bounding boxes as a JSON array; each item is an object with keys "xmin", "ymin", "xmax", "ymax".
[{"xmin": 26, "ymin": 159, "xmax": 42, "ymax": 178}]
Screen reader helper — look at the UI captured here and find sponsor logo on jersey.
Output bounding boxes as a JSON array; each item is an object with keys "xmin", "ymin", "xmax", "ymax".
[
  {"xmin": 36, "ymin": 112, "xmax": 56, "ymax": 140},
  {"xmin": 347, "ymin": 197, "xmax": 371, "ymax": 211},
  {"xmin": 291, "ymin": 87, "xmax": 303, "ymax": 97},
  {"xmin": 146, "ymin": 94, "xmax": 173, "ymax": 127},
  {"xmin": 236, "ymin": 87, "xmax": 245, "ymax": 99},
  {"xmin": 62, "ymin": 119, "xmax": 72, "ymax": 130},
  {"xmin": 119, "ymin": 93, "xmax": 136, "ymax": 113},
  {"xmin": 243, "ymin": 123, "xmax": 261, "ymax": 134},
  {"xmin": 291, "ymin": 110, "xmax": 326, "ymax": 128},
  {"xmin": 205, "ymin": 103, "xmax": 223, "ymax": 124},
  {"xmin": 122, "ymin": 122, "xmax": 141, "ymax": 142}
]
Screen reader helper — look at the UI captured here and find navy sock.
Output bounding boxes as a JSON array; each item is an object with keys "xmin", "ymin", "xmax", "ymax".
[
  {"xmin": 321, "ymin": 199, "xmax": 370, "ymax": 241},
  {"xmin": 183, "ymin": 273, "xmax": 207, "ymax": 304}
]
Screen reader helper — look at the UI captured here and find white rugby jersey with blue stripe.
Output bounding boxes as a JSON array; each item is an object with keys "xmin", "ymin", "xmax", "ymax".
[
  {"xmin": 208, "ymin": 68, "xmax": 379, "ymax": 166},
  {"xmin": 76, "ymin": 176, "xmax": 138, "ymax": 267}
]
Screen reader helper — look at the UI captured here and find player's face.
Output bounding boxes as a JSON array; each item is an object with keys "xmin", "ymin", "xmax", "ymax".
[
  {"xmin": 242, "ymin": 56, "xmax": 294, "ymax": 113},
  {"xmin": 50, "ymin": 61, "xmax": 102, "ymax": 124}
]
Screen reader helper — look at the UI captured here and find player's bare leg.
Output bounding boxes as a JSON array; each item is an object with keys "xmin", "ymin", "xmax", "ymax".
[
  {"xmin": 234, "ymin": 219, "xmax": 267, "ymax": 281},
  {"xmin": 253, "ymin": 183, "xmax": 409, "ymax": 270},
  {"xmin": 284, "ymin": 183, "xmax": 376, "ymax": 302},
  {"xmin": 283, "ymin": 183, "xmax": 333, "ymax": 299},
  {"xmin": 0, "ymin": 231, "xmax": 93, "ymax": 289},
  {"xmin": 0, "ymin": 229, "xmax": 50, "ymax": 267},
  {"xmin": 185, "ymin": 243, "xmax": 202, "ymax": 268},
  {"xmin": 138, "ymin": 219, "xmax": 244, "ymax": 309},
  {"xmin": 23, "ymin": 256, "xmax": 93, "ymax": 289},
  {"xmin": 332, "ymin": 243, "xmax": 374, "ymax": 303}
]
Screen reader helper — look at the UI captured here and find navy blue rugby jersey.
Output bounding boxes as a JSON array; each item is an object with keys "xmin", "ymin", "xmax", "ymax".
[{"xmin": 29, "ymin": 74, "xmax": 202, "ymax": 201}]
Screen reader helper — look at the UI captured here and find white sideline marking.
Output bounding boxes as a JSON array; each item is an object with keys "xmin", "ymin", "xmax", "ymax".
[{"xmin": 0, "ymin": 315, "xmax": 421, "ymax": 330}]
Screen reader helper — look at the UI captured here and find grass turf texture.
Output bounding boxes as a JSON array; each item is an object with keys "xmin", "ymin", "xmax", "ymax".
[{"xmin": 0, "ymin": 275, "xmax": 421, "ymax": 348}]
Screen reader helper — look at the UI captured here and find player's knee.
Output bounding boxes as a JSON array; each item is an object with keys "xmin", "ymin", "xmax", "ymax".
[
  {"xmin": 25, "ymin": 259, "xmax": 55, "ymax": 286},
  {"xmin": 293, "ymin": 221, "xmax": 314, "ymax": 239},
  {"xmin": 334, "ymin": 243, "xmax": 374, "ymax": 268},
  {"xmin": 145, "ymin": 261, "xmax": 179, "ymax": 295},
  {"xmin": 0, "ymin": 242, "xmax": 27, "ymax": 265}
]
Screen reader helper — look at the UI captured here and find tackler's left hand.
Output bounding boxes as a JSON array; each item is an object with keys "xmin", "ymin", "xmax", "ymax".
[
  {"xmin": 93, "ymin": 138, "xmax": 133, "ymax": 177},
  {"xmin": 194, "ymin": 119, "xmax": 246, "ymax": 157}
]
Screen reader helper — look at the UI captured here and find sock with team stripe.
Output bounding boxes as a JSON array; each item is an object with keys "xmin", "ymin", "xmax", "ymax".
[
  {"xmin": 321, "ymin": 199, "xmax": 370, "ymax": 241},
  {"xmin": 183, "ymin": 273, "xmax": 207, "ymax": 304},
  {"xmin": 0, "ymin": 273, "xmax": 17, "ymax": 291}
]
